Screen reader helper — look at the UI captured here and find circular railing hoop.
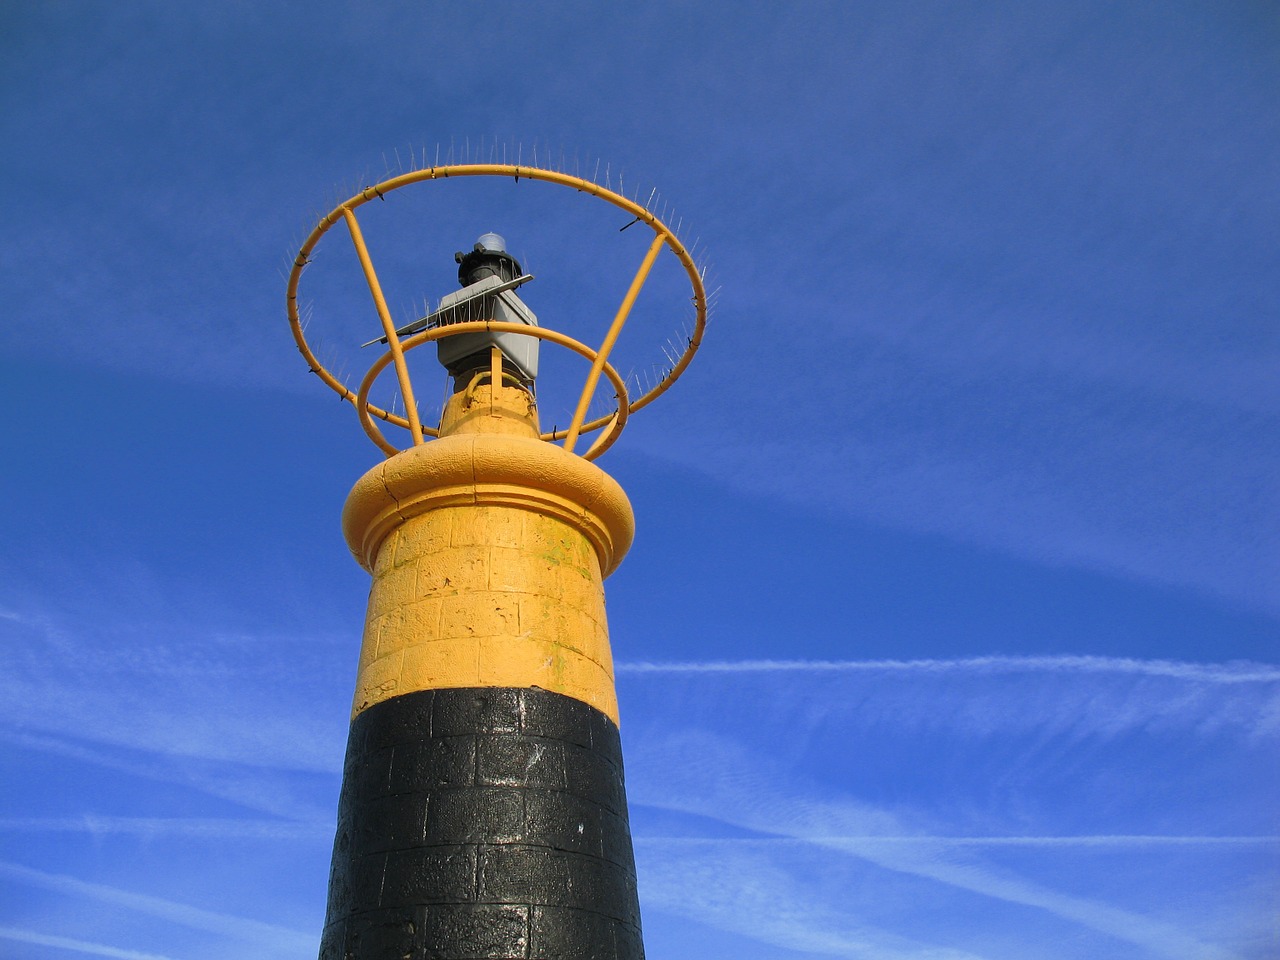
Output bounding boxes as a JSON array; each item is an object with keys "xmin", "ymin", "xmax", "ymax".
[
  {"xmin": 355, "ymin": 322, "xmax": 631, "ymax": 462},
  {"xmin": 286, "ymin": 163, "xmax": 707, "ymax": 457}
]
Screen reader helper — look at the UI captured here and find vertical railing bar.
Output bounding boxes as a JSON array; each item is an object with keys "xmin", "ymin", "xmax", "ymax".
[
  {"xmin": 563, "ymin": 231, "xmax": 665, "ymax": 454},
  {"xmin": 341, "ymin": 206, "xmax": 424, "ymax": 446}
]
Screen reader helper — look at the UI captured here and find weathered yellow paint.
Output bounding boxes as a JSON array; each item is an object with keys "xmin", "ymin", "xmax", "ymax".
[{"xmin": 342, "ymin": 379, "xmax": 634, "ymax": 724}]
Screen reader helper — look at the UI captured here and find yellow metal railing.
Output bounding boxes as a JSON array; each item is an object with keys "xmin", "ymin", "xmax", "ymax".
[{"xmin": 286, "ymin": 164, "xmax": 707, "ymax": 459}]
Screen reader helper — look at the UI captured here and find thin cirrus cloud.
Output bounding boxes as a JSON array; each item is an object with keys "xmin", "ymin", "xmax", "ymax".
[
  {"xmin": 1, "ymin": 595, "xmax": 1274, "ymax": 958},
  {"xmin": 618, "ymin": 656, "xmax": 1277, "ymax": 959},
  {"xmin": 617, "ymin": 655, "xmax": 1280, "ymax": 742},
  {"xmin": 636, "ymin": 339, "xmax": 1278, "ymax": 619},
  {"xmin": 0, "ymin": 603, "xmax": 345, "ymax": 776},
  {"xmin": 0, "ymin": 927, "xmax": 180, "ymax": 960},
  {"xmin": 636, "ymin": 835, "xmax": 1257, "ymax": 960},
  {"xmin": 0, "ymin": 862, "xmax": 312, "ymax": 954},
  {"xmin": 0, "ymin": 726, "xmax": 334, "ymax": 825},
  {"xmin": 636, "ymin": 838, "xmax": 994, "ymax": 960},
  {"xmin": 628, "ymin": 742, "xmax": 1264, "ymax": 960},
  {"xmin": 0, "ymin": 817, "xmax": 327, "ymax": 842},
  {"xmin": 633, "ymin": 781, "xmax": 1264, "ymax": 960}
]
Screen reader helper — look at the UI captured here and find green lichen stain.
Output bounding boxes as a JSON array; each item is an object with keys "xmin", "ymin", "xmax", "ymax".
[
  {"xmin": 540, "ymin": 537, "xmax": 594, "ymax": 583},
  {"xmin": 539, "ymin": 538, "xmax": 571, "ymax": 567}
]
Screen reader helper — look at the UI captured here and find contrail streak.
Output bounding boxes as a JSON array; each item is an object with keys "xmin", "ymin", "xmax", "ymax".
[
  {"xmin": 617, "ymin": 655, "xmax": 1280, "ymax": 683},
  {"xmin": 0, "ymin": 815, "xmax": 328, "ymax": 840},
  {"xmin": 0, "ymin": 861, "xmax": 313, "ymax": 951},
  {"xmin": 0, "ymin": 926, "xmax": 179, "ymax": 960},
  {"xmin": 637, "ymin": 834, "xmax": 1280, "ymax": 847}
]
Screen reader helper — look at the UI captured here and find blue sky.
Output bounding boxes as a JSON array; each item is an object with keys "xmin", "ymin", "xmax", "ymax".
[{"xmin": 1, "ymin": 2, "xmax": 1276, "ymax": 958}]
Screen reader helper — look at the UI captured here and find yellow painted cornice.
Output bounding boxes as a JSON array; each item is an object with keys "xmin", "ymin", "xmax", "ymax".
[{"xmin": 343, "ymin": 434, "xmax": 635, "ymax": 579}]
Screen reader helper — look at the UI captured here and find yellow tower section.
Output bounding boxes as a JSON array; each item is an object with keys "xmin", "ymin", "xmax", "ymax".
[{"xmin": 342, "ymin": 377, "xmax": 634, "ymax": 724}]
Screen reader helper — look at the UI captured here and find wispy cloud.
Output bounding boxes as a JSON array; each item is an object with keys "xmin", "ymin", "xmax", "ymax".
[
  {"xmin": 630, "ymin": 736, "xmax": 1253, "ymax": 960},
  {"xmin": 620, "ymin": 656, "xmax": 1276, "ymax": 958},
  {"xmin": 0, "ymin": 862, "xmax": 314, "ymax": 953},
  {"xmin": 619, "ymin": 655, "xmax": 1280, "ymax": 683},
  {"xmin": 0, "ymin": 926, "xmax": 179, "ymax": 960},
  {"xmin": 635, "ymin": 835, "xmax": 1272, "ymax": 960},
  {"xmin": 635, "ymin": 838, "xmax": 995, "ymax": 960},
  {"xmin": 641, "ymin": 834, "xmax": 1280, "ymax": 847},
  {"xmin": 619, "ymin": 655, "xmax": 1280, "ymax": 748},
  {"xmin": 0, "ymin": 597, "xmax": 346, "ymax": 775},
  {"xmin": 817, "ymin": 836, "xmax": 1241, "ymax": 960},
  {"xmin": 0, "ymin": 816, "xmax": 328, "ymax": 841},
  {"xmin": 0, "ymin": 728, "xmax": 336, "ymax": 822},
  {"xmin": 638, "ymin": 339, "xmax": 1279, "ymax": 617},
  {"xmin": 3, "ymin": 571, "xmax": 1272, "ymax": 960}
]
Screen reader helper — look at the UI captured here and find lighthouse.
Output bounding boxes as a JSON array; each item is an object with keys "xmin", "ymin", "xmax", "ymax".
[{"xmin": 285, "ymin": 164, "xmax": 707, "ymax": 960}]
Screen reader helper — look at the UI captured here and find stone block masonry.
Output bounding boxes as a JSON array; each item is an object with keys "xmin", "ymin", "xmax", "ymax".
[{"xmin": 319, "ymin": 686, "xmax": 643, "ymax": 960}]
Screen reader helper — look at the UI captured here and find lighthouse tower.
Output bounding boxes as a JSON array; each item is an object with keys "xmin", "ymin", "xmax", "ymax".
[{"xmin": 285, "ymin": 164, "xmax": 707, "ymax": 960}]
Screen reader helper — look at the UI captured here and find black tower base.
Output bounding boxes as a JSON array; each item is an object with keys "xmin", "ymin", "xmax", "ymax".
[{"xmin": 319, "ymin": 686, "xmax": 644, "ymax": 960}]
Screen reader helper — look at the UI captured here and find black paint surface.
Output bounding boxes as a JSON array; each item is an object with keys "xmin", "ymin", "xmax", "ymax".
[{"xmin": 320, "ymin": 687, "xmax": 644, "ymax": 960}]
